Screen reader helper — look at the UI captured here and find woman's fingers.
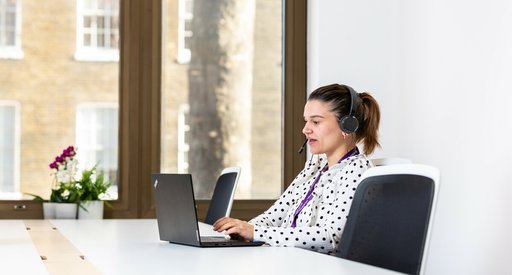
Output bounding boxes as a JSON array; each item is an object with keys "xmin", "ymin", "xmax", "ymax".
[
  {"xmin": 225, "ymin": 221, "xmax": 254, "ymax": 241},
  {"xmin": 212, "ymin": 218, "xmax": 254, "ymax": 241},
  {"xmin": 216, "ymin": 219, "xmax": 239, "ymax": 232},
  {"xmin": 212, "ymin": 216, "xmax": 231, "ymax": 231}
]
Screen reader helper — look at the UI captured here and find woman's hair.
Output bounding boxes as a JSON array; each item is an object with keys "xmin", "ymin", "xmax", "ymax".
[{"xmin": 308, "ymin": 83, "xmax": 381, "ymax": 155}]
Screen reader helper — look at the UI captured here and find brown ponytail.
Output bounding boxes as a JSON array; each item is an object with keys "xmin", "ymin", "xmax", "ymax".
[{"xmin": 355, "ymin": 92, "xmax": 381, "ymax": 155}]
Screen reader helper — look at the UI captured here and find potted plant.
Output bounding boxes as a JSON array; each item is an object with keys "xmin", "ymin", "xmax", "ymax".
[
  {"xmin": 29, "ymin": 182, "xmax": 82, "ymax": 219},
  {"xmin": 28, "ymin": 146, "xmax": 82, "ymax": 219},
  {"xmin": 76, "ymin": 165, "xmax": 112, "ymax": 219},
  {"xmin": 28, "ymin": 145, "xmax": 112, "ymax": 219}
]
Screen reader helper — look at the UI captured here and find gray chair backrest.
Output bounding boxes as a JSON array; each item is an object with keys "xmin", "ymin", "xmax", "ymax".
[
  {"xmin": 337, "ymin": 164, "xmax": 439, "ymax": 275},
  {"xmin": 204, "ymin": 167, "xmax": 241, "ymax": 225}
]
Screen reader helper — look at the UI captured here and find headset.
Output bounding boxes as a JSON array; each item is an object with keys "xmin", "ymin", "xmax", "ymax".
[{"xmin": 339, "ymin": 85, "xmax": 359, "ymax": 133}]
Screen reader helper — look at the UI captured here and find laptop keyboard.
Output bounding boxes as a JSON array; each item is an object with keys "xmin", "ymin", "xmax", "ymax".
[
  {"xmin": 200, "ymin": 236, "xmax": 232, "ymax": 243},
  {"xmin": 200, "ymin": 236, "xmax": 265, "ymax": 247}
]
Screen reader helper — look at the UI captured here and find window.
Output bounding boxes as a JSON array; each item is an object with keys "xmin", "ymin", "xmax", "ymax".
[
  {"xmin": 0, "ymin": 0, "xmax": 119, "ymax": 209},
  {"xmin": 0, "ymin": 0, "xmax": 23, "ymax": 59},
  {"xmin": 176, "ymin": 0, "xmax": 193, "ymax": 63},
  {"xmin": 162, "ymin": 0, "xmax": 284, "ymax": 199},
  {"xmin": 75, "ymin": 0, "xmax": 119, "ymax": 61},
  {"xmin": 76, "ymin": 103, "xmax": 118, "ymax": 199},
  {"xmin": 0, "ymin": 101, "xmax": 20, "ymax": 199}
]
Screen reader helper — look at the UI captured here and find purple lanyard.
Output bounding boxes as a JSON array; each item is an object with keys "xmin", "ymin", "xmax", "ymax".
[{"xmin": 290, "ymin": 147, "xmax": 359, "ymax": 228}]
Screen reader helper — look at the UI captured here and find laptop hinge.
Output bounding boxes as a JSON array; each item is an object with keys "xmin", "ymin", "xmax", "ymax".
[{"xmin": 196, "ymin": 229, "xmax": 200, "ymax": 242}]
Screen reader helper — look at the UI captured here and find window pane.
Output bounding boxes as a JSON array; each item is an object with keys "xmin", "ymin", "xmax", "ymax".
[
  {"xmin": 97, "ymin": 33, "xmax": 105, "ymax": 47},
  {"xmin": 97, "ymin": 16, "xmax": 105, "ymax": 29},
  {"xmin": 98, "ymin": 0, "xmax": 106, "ymax": 9},
  {"xmin": 6, "ymin": 11, "xmax": 15, "ymax": 26},
  {"xmin": 162, "ymin": 0, "xmax": 283, "ymax": 199},
  {"xmin": 110, "ymin": 16, "xmax": 119, "ymax": 29},
  {"xmin": 76, "ymin": 105, "xmax": 119, "ymax": 199},
  {"xmin": 110, "ymin": 33, "xmax": 118, "ymax": 48},
  {"xmin": 184, "ymin": 20, "xmax": 192, "ymax": 32},
  {"xmin": 84, "ymin": 33, "xmax": 91, "ymax": 46},
  {"xmin": 6, "ymin": 29, "xmax": 14, "ymax": 45},
  {"xmin": 0, "ymin": 0, "xmax": 19, "ymax": 48},
  {"xmin": 184, "ymin": 0, "xmax": 193, "ymax": 14},
  {"xmin": 183, "ymin": 36, "xmax": 191, "ymax": 50},
  {"xmin": 83, "ymin": 0, "xmax": 93, "ymax": 9},
  {"xmin": 0, "ymin": 0, "xmax": 120, "ymax": 200},
  {"xmin": 84, "ymin": 16, "xmax": 92, "ymax": 28}
]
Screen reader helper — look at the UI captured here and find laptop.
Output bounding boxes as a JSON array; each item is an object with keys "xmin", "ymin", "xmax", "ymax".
[{"xmin": 152, "ymin": 173, "xmax": 265, "ymax": 247}]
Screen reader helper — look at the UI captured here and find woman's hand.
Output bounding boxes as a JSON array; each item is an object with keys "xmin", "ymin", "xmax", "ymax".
[{"xmin": 212, "ymin": 217, "xmax": 254, "ymax": 241}]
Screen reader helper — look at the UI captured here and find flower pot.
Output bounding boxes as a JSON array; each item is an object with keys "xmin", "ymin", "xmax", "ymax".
[
  {"xmin": 42, "ymin": 202, "xmax": 56, "ymax": 219},
  {"xmin": 54, "ymin": 203, "xmax": 78, "ymax": 219},
  {"xmin": 78, "ymin": 201, "xmax": 104, "ymax": 219}
]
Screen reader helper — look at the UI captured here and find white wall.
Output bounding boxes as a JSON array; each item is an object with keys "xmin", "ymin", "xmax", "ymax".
[{"xmin": 309, "ymin": 1, "xmax": 512, "ymax": 274}]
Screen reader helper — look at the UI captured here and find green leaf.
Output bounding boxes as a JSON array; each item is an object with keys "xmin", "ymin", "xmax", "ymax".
[
  {"xmin": 25, "ymin": 193, "xmax": 47, "ymax": 202},
  {"xmin": 77, "ymin": 164, "xmax": 111, "ymax": 202}
]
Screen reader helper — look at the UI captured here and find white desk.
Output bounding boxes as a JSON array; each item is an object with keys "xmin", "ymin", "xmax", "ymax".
[
  {"xmin": 49, "ymin": 219, "xmax": 404, "ymax": 275},
  {"xmin": 0, "ymin": 220, "xmax": 47, "ymax": 274}
]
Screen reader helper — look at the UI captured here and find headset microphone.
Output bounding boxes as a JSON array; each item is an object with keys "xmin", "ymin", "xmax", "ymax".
[{"xmin": 298, "ymin": 139, "xmax": 308, "ymax": 154}]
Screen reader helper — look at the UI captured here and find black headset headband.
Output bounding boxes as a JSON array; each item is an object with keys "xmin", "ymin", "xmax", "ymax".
[{"xmin": 346, "ymin": 85, "xmax": 358, "ymax": 118}]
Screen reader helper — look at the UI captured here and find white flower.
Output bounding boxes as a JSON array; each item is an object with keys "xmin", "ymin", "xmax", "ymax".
[
  {"xmin": 67, "ymin": 158, "xmax": 78, "ymax": 171},
  {"xmin": 56, "ymin": 172, "xmax": 68, "ymax": 183}
]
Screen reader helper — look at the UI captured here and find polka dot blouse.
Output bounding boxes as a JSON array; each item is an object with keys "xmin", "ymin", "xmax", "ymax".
[{"xmin": 249, "ymin": 152, "xmax": 373, "ymax": 255}]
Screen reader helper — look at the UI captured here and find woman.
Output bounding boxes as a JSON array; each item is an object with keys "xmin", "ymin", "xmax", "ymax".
[{"xmin": 213, "ymin": 83, "xmax": 381, "ymax": 255}]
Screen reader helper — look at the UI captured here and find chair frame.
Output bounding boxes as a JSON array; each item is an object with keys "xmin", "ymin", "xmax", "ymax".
[{"xmin": 204, "ymin": 166, "xmax": 241, "ymax": 224}]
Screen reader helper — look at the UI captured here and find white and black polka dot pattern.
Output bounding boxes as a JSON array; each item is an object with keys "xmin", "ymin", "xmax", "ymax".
[{"xmin": 249, "ymin": 153, "xmax": 372, "ymax": 255}]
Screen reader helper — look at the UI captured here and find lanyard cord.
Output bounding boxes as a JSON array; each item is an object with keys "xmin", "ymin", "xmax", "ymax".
[{"xmin": 290, "ymin": 147, "xmax": 359, "ymax": 228}]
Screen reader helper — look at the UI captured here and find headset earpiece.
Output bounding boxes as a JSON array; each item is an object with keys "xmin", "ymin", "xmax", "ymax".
[
  {"xmin": 339, "ymin": 86, "xmax": 359, "ymax": 133},
  {"xmin": 340, "ymin": 115, "xmax": 358, "ymax": 133}
]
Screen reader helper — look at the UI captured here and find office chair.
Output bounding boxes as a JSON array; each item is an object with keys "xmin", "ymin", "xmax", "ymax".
[
  {"xmin": 337, "ymin": 164, "xmax": 440, "ymax": 275},
  {"xmin": 370, "ymin": 157, "xmax": 412, "ymax": 166},
  {"xmin": 204, "ymin": 167, "xmax": 241, "ymax": 225}
]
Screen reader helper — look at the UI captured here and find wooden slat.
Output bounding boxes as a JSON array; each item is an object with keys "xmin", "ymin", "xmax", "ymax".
[{"xmin": 24, "ymin": 220, "xmax": 101, "ymax": 275}]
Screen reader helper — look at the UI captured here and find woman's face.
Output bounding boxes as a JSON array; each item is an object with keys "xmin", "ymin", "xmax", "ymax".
[{"xmin": 302, "ymin": 99, "xmax": 345, "ymax": 156}]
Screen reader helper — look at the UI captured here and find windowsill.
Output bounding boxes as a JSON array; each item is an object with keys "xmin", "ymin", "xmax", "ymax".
[
  {"xmin": 0, "ymin": 47, "xmax": 24, "ymax": 60},
  {"xmin": 0, "ymin": 192, "xmax": 23, "ymax": 200},
  {"xmin": 176, "ymin": 50, "xmax": 191, "ymax": 64},
  {"xmin": 74, "ymin": 49, "xmax": 119, "ymax": 62}
]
